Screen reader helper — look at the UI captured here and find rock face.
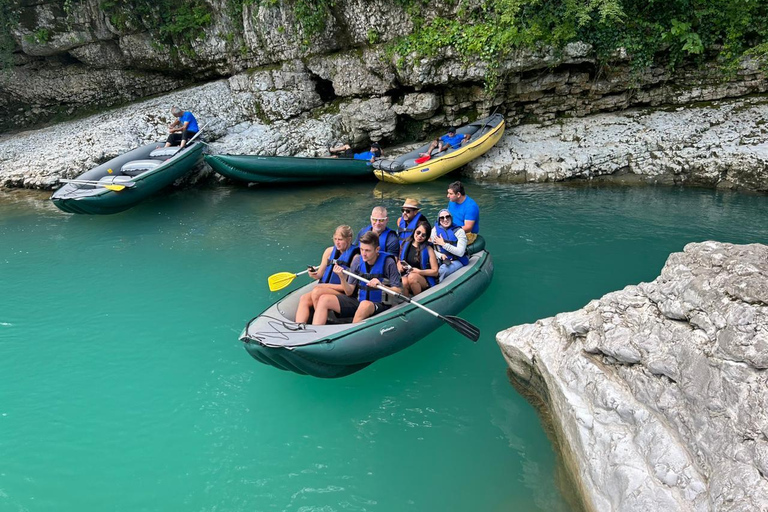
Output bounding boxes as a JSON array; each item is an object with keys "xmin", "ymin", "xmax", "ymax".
[
  {"xmin": 469, "ymin": 96, "xmax": 768, "ymax": 193},
  {"xmin": 497, "ymin": 241, "xmax": 768, "ymax": 512}
]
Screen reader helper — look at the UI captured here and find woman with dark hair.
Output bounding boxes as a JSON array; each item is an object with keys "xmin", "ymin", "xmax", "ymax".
[{"xmin": 397, "ymin": 221, "xmax": 438, "ymax": 296}]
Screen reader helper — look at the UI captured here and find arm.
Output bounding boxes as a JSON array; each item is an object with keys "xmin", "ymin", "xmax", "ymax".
[
  {"xmin": 309, "ymin": 247, "xmax": 332, "ymax": 281},
  {"xmin": 460, "ymin": 201, "xmax": 479, "ymax": 233},
  {"xmin": 338, "ymin": 255, "xmax": 361, "ymax": 296},
  {"xmin": 461, "ymin": 219, "xmax": 476, "ymax": 234},
  {"xmin": 440, "ymin": 229, "xmax": 467, "ymax": 257},
  {"xmin": 413, "ymin": 246, "xmax": 439, "ymax": 278}
]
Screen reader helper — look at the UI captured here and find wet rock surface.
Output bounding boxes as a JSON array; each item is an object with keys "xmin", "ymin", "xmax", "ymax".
[{"xmin": 497, "ymin": 241, "xmax": 768, "ymax": 512}]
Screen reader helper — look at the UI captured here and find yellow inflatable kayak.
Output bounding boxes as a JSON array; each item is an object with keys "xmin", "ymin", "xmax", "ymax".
[{"xmin": 373, "ymin": 114, "xmax": 505, "ymax": 184}]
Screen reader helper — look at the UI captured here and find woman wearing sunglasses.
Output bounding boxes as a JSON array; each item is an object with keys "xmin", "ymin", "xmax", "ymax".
[
  {"xmin": 397, "ymin": 221, "xmax": 439, "ymax": 297},
  {"xmin": 430, "ymin": 209, "xmax": 469, "ymax": 282}
]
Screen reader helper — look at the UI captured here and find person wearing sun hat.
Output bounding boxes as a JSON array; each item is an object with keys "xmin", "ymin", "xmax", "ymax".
[
  {"xmin": 429, "ymin": 208, "xmax": 469, "ymax": 282},
  {"xmin": 396, "ymin": 198, "xmax": 430, "ymax": 243}
]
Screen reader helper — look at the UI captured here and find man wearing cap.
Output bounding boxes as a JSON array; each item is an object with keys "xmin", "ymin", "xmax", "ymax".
[
  {"xmin": 420, "ymin": 126, "xmax": 470, "ymax": 157},
  {"xmin": 446, "ymin": 180, "xmax": 480, "ymax": 244},
  {"xmin": 396, "ymin": 198, "xmax": 430, "ymax": 243},
  {"xmin": 355, "ymin": 205, "xmax": 400, "ymax": 255},
  {"xmin": 329, "ymin": 142, "xmax": 382, "ymax": 162}
]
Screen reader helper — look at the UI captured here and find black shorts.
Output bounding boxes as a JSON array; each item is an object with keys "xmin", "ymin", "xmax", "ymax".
[{"xmin": 337, "ymin": 295, "xmax": 391, "ymax": 318}]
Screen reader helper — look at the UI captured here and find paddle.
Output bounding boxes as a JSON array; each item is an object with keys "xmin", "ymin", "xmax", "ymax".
[
  {"xmin": 59, "ymin": 178, "xmax": 135, "ymax": 191},
  {"xmin": 268, "ymin": 268, "xmax": 312, "ymax": 292},
  {"xmin": 338, "ymin": 266, "xmax": 480, "ymax": 342}
]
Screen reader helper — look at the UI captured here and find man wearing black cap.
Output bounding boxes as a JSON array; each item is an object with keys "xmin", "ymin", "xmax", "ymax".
[
  {"xmin": 329, "ymin": 142, "xmax": 382, "ymax": 162},
  {"xmin": 420, "ymin": 126, "xmax": 470, "ymax": 157}
]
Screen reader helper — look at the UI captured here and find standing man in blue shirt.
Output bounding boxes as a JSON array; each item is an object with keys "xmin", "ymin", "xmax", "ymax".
[
  {"xmin": 165, "ymin": 106, "xmax": 199, "ymax": 149},
  {"xmin": 420, "ymin": 126, "xmax": 469, "ymax": 157},
  {"xmin": 446, "ymin": 180, "xmax": 480, "ymax": 244}
]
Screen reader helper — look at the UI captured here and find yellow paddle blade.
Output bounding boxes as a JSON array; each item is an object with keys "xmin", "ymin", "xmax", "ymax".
[
  {"xmin": 103, "ymin": 184, "xmax": 126, "ymax": 191},
  {"xmin": 267, "ymin": 271, "xmax": 297, "ymax": 292}
]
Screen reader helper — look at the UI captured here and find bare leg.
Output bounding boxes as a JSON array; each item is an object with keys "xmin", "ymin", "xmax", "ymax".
[
  {"xmin": 295, "ymin": 293, "xmax": 314, "ymax": 323},
  {"xmin": 313, "ymin": 295, "xmax": 342, "ymax": 325},
  {"xmin": 352, "ymin": 300, "xmax": 376, "ymax": 323},
  {"xmin": 310, "ymin": 286, "xmax": 342, "ymax": 308},
  {"xmin": 409, "ymin": 274, "xmax": 428, "ymax": 296},
  {"xmin": 329, "ymin": 143, "xmax": 351, "ymax": 154},
  {"xmin": 420, "ymin": 139, "xmax": 438, "ymax": 157}
]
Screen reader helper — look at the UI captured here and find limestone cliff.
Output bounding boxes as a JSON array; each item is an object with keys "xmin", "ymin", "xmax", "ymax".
[{"xmin": 497, "ymin": 241, "xmax": 768, "ymax": 512}]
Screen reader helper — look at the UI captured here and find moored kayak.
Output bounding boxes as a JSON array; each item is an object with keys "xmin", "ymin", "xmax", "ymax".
[
  {"xmin": 372, "ymin": 114, "xmax": 505, "ymax": 184},
  {"xmin": 205, "ymin": 154, "xmax": 373, "ymax": 184},
  {"xmin": 240, "ymin": 241, "xmax": 493, "ymax": 378},
  {"xmin": 51, "ymin": 142, "xmax": 204, "ymax": 215}
]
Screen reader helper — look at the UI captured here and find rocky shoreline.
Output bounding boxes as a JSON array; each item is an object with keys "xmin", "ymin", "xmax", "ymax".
[
  {"xmin": 1, "ymin": 73, "xmax": 767, "ymax": 193},
  {"xmin": 497, "ymin": 241, "xmax": 768, "ymax": 512}
]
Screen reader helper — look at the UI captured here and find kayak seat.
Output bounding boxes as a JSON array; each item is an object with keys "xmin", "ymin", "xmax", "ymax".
[
  {"xmin": 149, "ymin": 147, "xmax": 180, "ymax": 158},
  {"xmin": 122, "ymin": 159, "xmax": 162, "ymax": 177},
  {"xmin": 98, "ymin": 175, "xmax": 134, "ymax": 185}
]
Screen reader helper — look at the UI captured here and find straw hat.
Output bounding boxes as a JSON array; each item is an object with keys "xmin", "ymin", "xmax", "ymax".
[{"xmin": 401, "ymin": 198, "xmax": 421, "ymax": 210}]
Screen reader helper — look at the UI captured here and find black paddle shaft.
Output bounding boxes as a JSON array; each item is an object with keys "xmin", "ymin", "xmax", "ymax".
[{"xmin": 336, "ymin": 264, "xmax": 480, "ymax": 342}]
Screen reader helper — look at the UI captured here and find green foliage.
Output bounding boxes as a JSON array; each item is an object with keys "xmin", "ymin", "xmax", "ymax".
[
  {"xmin": 100, "ymin": 0, "xmax": 213, "ymax": 54},
  {"xmin": 390, "ymin": 0, "xmax": 768, "ymax": 93},
  {"xmin": 0, "ymin": 0, "xmax": 16, "ymax": 68},
  {"xmin": 367, "ymin": 28, "xmax": 380, "ymax": 45}
]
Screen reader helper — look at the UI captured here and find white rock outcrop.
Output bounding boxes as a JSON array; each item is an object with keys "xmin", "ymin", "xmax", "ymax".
[{"xmin": 497, "ymin": 241, "xmax": 768, "ymax": 512}]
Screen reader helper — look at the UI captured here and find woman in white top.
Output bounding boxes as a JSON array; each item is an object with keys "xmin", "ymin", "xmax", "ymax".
[{"xmin": 429, "ymin": 208, "xmax": 468, "ymax": 282}]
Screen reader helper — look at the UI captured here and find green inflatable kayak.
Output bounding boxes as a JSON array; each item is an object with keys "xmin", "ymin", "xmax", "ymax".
[
  {"xmin": 51, "ymin": 142, "xmax": 204, "ymax": 215},
  {"xmin": 240, "ymin": 241, "xmax": 493, "ymax": 378},
  {"xmin": 205, "ymin": 154, "xmax": 373, "ymax": 184}
]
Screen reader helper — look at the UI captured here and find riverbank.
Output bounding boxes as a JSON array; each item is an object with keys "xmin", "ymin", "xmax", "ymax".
[
  {"xmin": 1, "ymin": 86, "xmax": 768, "ymax": 193},
  {"xmin": 497, "ymin": 241, "xmax": 768, "ymax": 512}
]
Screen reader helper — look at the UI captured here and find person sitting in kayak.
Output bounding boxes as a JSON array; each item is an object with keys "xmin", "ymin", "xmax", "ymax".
[
  {"xmin": 164, "ymin": 106, "xmax": 199, "ymax": 148},
  {"xmin": 355, "ymin": 206, "xmax": 400, "ymax": 255},
  {"xmin": 420, "ymin": 126, "xmax": 469, "ymax": 157},
  {"xmin": 329, "ymin": 142, "xmax": 382, "ymax": 162},
  {"xmin": 396, "ymin": 198, "xmax": 430, "ymax": 243},
  {"xmin": 430, "ymin": 209, "xmax": 469, "ymax": 282},
  {"xmin": 312, "ymin": 231, "xmax": 402, "ymax": 325},
  {"xmin": 295, "ymin": 225, "xmax": 359, "ymax": 324},
  {"xmin": 397, "ymin": 221, "xmax": 438, "ymax": 297}
]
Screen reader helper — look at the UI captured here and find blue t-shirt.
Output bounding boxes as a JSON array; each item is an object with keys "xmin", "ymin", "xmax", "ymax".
[
  {"xmin": 440, "ymin": 133, "xmax": 465, "ymax": 149},
  {"xmin": 353, "ymin": 151, "xmax": 375, "ymax": 161},
  {"xmin": 181, "ymin": 111, "xmax": 199, "ymax": 133},
  {"xmin": 448, "ymin": 196, "xmax": 480, "ymax": 234}
]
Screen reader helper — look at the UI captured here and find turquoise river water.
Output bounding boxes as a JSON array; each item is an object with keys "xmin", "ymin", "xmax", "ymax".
[{"xmin": 1, "ymin": 180, "xmax": 767, "ymax": 512}]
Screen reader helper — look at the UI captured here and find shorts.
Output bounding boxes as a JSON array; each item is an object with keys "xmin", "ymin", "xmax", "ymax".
[{"xmin": 336, "ymin": 295, "xmax": 391, "ymax": 318}]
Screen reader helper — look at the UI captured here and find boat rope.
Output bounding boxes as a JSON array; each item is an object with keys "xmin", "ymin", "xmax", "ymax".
[{"xmin": 241, "ymin": 315, "xmax": 317, "ymax": 344}]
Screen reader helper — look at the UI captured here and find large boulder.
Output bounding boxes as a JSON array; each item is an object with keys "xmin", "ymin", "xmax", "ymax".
[{"xmin": 497, "ymin": 241, "xmax": 768, "ymax": 511}]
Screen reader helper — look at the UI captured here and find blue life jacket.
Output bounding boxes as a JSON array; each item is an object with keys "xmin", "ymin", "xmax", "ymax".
[
  {"xmin": 399, "ymin": 242, "xmax": 436, "ymax": 288},
  {"xmin": 356, "ymin": 225, "xmax": 398, "ymax": 256},
  {"xmin": 321, "ymin": 244, "xmax": 359, "ymax": 284},
  {"xmin": 355, "ymin": 253, "xmax": 394, "ymax": 303},
  {"xmin": 435, "ymin": 224, "xmax": 469, "ymax": 266},
  {"xmin": 397, "ymin": 212, "xmax": 425, "ymax": 242}
]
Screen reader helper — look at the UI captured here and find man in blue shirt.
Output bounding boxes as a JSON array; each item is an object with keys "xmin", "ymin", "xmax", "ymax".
[
  {"xmin": 329, "ymin": 142, "xmax": 382, "ymax": 162},
  {"xmin": 446, "ymin": 181, "xmax": 480, "ymax": 244},
  {"xmin": 165, "ymin": 106, "xmax": 199, "ymax": 149},
  {"xmin": 420, "ymin": 126, "xmax": 469, "ymax": 157}
]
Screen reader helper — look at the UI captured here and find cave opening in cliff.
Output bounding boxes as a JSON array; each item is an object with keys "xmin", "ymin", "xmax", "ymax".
[{"xmin": 310, "ymin": 74, "xmax": 336, "ymax": 103}]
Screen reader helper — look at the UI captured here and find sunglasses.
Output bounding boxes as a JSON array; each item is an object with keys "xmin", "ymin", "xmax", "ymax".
[
  {"xmin": 401, "ymin": 208, "xmax": 417, "ymax": 213},
  {"xmin": 439, "ymin": 215, "xmax": 451, "ymax": 220},
  {"xmin": 371, "ymin": 217, "xmax": 387, "ymax": 222},
  {"xmin": 414, "ymin": 231, "xmax": 427, "ymax": 237}
]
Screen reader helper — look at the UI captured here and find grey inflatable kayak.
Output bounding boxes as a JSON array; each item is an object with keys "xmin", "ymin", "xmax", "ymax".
[{"xmin": 240, "ymin": 245, "xmax": 493, "ymax": 378}]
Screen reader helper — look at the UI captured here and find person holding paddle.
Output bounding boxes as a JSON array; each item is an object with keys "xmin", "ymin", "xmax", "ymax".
[
  {"xmin": 312, "ymin": 231, "xmax": 401, "ymax": 325},
  {"xmin": 165, "ymin": 106, "xmax": 199, "ymax": 149},
  {"xmin": 398, "ymin": 221, "xmax": 438, "ymax": 297},
  {"xmin": 419, "ymin": 126, "xmax": 469, "ymax": 158},
  {"xmin": 295, "ymin": 225, "xmax": 359, "ymax": 324}
]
